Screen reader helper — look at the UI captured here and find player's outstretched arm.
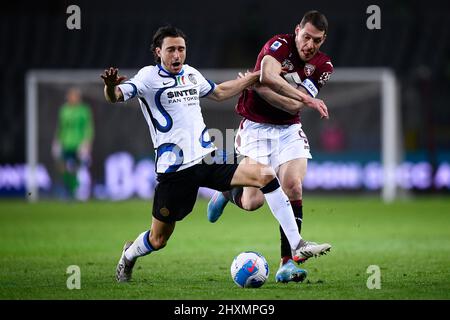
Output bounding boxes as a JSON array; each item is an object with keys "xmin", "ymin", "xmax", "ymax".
[
  {"xmin": 101, "ymin": 67, "xmax": 126, "ymax": 103},
  {"xmin": 260, "ymin": 56, "xmax": 329, "ymax": 119},
  {"xmin": 207, "ymin": 70, "xmax": 260, "ymax": 101},
  {"xmin": 254, "ymin": 85, "xmax": 307, "ymax": 115}
]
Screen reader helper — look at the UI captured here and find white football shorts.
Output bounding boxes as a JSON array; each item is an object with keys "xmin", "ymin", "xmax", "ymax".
[{"xmin": 235, "ymin": 119, "xmax": 312, "ymax": 170}]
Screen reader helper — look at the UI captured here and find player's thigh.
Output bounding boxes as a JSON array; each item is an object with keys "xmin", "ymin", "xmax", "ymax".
[
  {"xmin": 197, "ymin": 158, "xmax": 239, "ymax": 191},
  {"xmin": 152, "ymin": 170, "xmax": 199, "ymax": 223},
  {"xmin": 278, "ymin": 158, "xmax": 308, "ymax": 187},
  {"xmin": 230, "ymin": 157, "xmax": 276, "ymax": 188}
]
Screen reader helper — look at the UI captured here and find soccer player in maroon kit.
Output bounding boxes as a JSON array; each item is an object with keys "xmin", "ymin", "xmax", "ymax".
[{"xmin": 208, "ymin": 11, "xmax": 333, "ymax": 283}]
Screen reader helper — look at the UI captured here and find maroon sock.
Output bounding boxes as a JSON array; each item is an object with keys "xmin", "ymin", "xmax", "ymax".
[
  {"xmin": 281, "ymin": 256, "xmax": 292, "ymax": 265},
  {"xmin": 291, "ymin": 200, "xmax": 303, "ymax": 234},
  {"xmin": 279, "ymin": 200, "xmax": 303, "ymax": 259}
]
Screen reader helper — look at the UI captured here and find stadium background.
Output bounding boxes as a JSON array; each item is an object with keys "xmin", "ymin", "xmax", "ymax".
[
  {"xmin": 1, "ymin": 0, "xmax": 449, "ymax": 199},
  {"xmin": 0, "ymin": 0, "xmax": 449, "ymax": 303}
]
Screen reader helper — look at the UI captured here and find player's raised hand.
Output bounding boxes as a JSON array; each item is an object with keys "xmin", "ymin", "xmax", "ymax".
[
  {"xmin": 303, "ymin": 96, "xmax": 329, "ymax": 119},
  {"xmin": 101, "ymin": 67, "xmax": 127, "ymax": 87}
]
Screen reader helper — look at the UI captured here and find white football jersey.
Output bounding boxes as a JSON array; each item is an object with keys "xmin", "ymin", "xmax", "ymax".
[{"xmin": 118, "ymin": 64, "xmax": 217, "ymax": 173}]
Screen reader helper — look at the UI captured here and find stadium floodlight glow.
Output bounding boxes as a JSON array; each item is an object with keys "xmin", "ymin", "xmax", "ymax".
[{"xmin": 25, "ymin": 68, "xmax": 401, "ymax": 203}]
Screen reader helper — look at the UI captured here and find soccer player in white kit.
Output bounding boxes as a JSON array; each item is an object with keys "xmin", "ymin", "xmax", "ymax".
[
  {"xmin": 207, "ymin": 11, "xmax": 333, "ymax": 283},
  {"xmin": 101, "ymin": 26, "xmax": 331, "ymax": 283}
]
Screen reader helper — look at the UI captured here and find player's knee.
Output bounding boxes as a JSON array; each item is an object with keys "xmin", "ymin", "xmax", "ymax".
[{"xmin": 282, "ymin": 180, "xmax": 303, "ymax": 199}]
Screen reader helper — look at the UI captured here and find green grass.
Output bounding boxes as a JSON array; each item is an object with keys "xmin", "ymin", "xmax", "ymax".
[{"xmin": 0, "ymin": 196, "xmax": 449, "ymax": 300}]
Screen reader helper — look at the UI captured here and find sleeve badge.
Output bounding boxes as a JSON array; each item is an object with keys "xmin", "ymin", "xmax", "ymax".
[{"xmin": 269, "ymin": 41, "xmax": 282, "ymax": 52}]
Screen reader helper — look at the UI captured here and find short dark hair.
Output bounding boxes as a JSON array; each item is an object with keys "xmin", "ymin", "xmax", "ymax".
[
  {"xmin": 151, "ymin": 25, "xmax": 187, "ymax": 63},
  {"xmin": 300, "ymin": 10, "xmax": 328, "ymax": 35}
]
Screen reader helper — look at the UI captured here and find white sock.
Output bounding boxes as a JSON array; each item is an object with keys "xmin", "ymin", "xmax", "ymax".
[
  {"xmin": 124, "ymin": 230, "xmax": 154, "ymax": 261},
  {"xmin": 263, "ymin": 187, "xmax": 302, "ymax": 250}
]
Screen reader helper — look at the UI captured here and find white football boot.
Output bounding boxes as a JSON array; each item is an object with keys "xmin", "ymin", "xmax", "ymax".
[
  {"xmin": 116, "ymin": 241, "xmax": 136, "ymax": 282},
  {"xmin": 292, "ymin": 239, "xmax": 331, "ymax": 264}
]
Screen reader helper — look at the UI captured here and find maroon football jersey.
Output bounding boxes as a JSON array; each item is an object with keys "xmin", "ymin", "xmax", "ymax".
[{"xmin": 236, "ymin": 34, "xmax": 333, "ymax": 125}]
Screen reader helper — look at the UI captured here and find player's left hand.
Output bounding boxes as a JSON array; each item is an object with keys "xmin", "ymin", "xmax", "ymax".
[{"xmin": 303, "ymin": 96, "xmax": 329, "ymax": 119}]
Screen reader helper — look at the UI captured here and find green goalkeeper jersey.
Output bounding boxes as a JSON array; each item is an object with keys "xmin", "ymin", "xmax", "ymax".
[{"xmin": 57, "ymin": 103, "xmax": 93, "ymax": 151}]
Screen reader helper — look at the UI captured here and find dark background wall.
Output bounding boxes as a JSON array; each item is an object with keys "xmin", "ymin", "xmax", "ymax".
[{"xmin": 1, "ymin": 0, "xmax": 449, "ymax": 164}]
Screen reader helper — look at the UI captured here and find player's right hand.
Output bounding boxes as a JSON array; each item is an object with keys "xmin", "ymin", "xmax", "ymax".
[
  {"xmin": 101, "ymin": 67, "xmax": 127, "ymax": 87},
  {"xmin": 303, "ymin": 96, "xmax": 329, "ymax": 119}
]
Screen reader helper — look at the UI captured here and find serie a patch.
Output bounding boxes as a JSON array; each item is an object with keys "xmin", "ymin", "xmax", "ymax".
[{"xmin": 269, "ymin": 41, "xmax": 282, "ymax": 51}]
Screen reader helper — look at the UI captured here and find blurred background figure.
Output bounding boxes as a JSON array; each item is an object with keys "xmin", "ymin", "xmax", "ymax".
[
  {"xmin": 52, "ymin": 87, "xmax": 94, "ymax": 200},
  {"xmin": 320, "ymin": 120, "xmax": 346, "ymax": 153}
]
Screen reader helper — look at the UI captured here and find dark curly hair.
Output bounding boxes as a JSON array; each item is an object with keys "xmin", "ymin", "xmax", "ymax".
[{"xmin": 151, "ymin": 25, "xmax": 187, "ymax": 64}]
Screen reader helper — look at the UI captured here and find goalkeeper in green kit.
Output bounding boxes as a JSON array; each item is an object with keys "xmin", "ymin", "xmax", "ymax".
[{"xmin": 52, "ymin": 87, "xmax": 94, "ymax": 199}]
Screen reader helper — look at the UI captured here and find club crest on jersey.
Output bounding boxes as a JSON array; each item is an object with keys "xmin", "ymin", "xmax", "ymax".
[
  {"xmin": 281, "ymin": 59, "xmax": 294, "ymax": 71},
  {"xmin": 270, "ymin": 41, "xmax": 282, "ymax": 52},
  {"xmin": 304, "ymin": 63, "xmax": 316, "ymax": 77},
  {"xmin": 188, "ymin": 73, "xmax": 197, "ymax": 85}
]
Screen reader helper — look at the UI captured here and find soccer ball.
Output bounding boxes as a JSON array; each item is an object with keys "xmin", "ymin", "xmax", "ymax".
[{"xmin": 230, "ymin": 251, "xmax": 269, "ymax": 288}]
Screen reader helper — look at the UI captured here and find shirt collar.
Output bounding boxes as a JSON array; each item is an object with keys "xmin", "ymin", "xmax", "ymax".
[{"xmin": 157, "ymin": 64, "xmax": 185, "ymax": 76}]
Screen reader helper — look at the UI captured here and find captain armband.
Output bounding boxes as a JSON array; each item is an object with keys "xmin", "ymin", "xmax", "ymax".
[{"xmin": 300, "ymin": 78, "xmax": 319, "ymax": 98}]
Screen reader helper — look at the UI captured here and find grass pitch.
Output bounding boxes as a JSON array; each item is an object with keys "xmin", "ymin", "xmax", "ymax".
[{"xmin": 0, "ymin": 196, "xmax": 449, "ymax": 300}]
